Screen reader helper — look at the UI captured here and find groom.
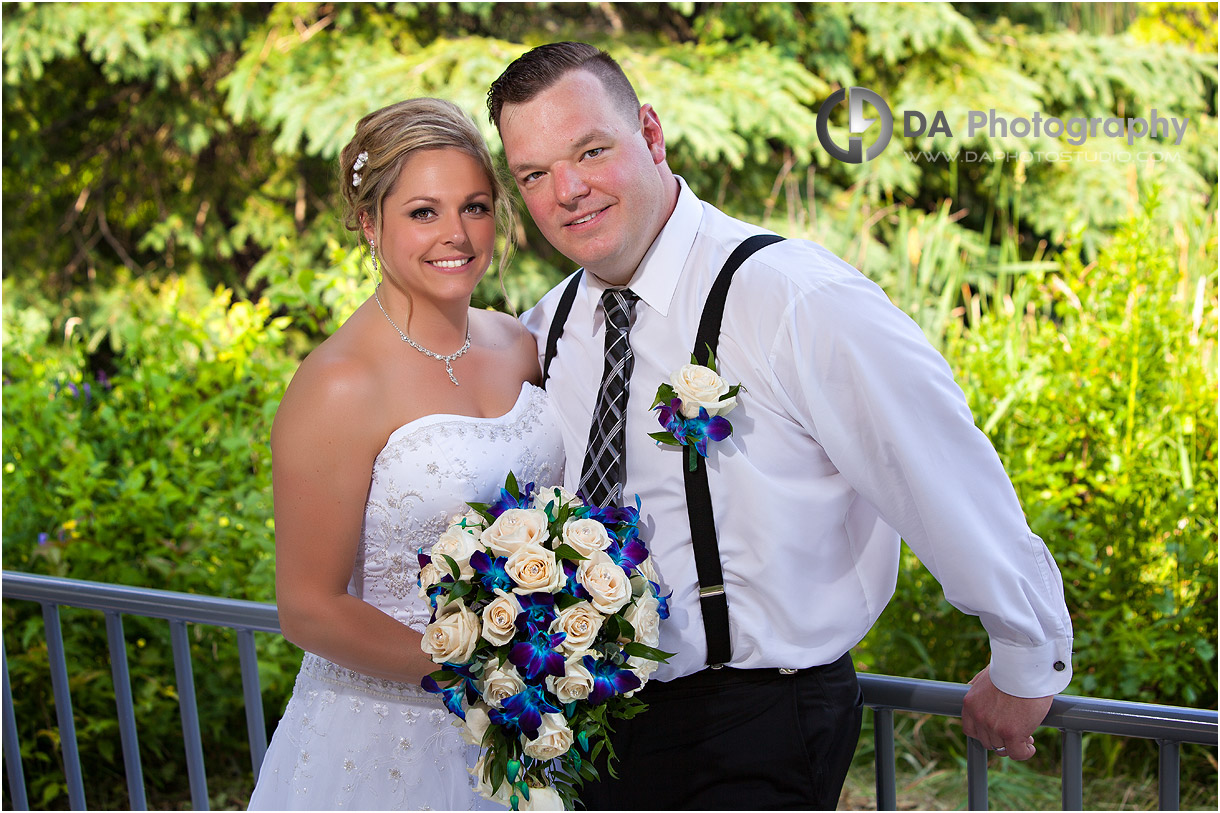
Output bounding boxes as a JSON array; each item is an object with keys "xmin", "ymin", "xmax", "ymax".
[{"xmin": 490, "ymin": 42, "xmax": 1074, "ymax": 810}]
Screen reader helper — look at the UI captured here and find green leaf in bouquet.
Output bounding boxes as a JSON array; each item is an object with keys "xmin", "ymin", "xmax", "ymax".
[
  {"xmin": 610, "ymin": 614, "xmax": 636, "ymax": 643},
  {"xmin": 439, "ymin": 553, "xmax": 461, "ymax": 581},
  {"xmin": 427, "ymin": 668, "xmax": 458, "ymax": 684},
  {"xmin": 724, "ymin": 383, "xmax": 745, "ymax": 400},
  {"xmin": 648, "ymin": 430, "xmax": 683, "ymax": 446},
  {"xmin": 650, "ymin": 383, "xmax": 678, "ymax": 408},
  {"xmin": 489, "ymin": 749, "xmax": 505, "ymax": 791},
  {"xmin": 622, "ymin": 642, "xmax": 676, "ymax": 662},
  {"xmin": 505, "ymin": 470, "xmax": 520, "ymax": 497},
  {"xmin": 465, "ymin": 500, "xmax": 496, "ymax": 524},
  {"xmin": 577, "ymin": 759, "xmax": 599, "ymax": 781},
  {"xmin": 448, "ymin": 580, "xmax": 473, "ymax": 601},
  {"xmin": 551, "ymin": 542, "xmax": 588, "ymax": 561},
  {"xmin": 507, "ymin": 757, "xmax": 521, "ymax": 783},
  {"xmin": 554, "ymin": 592, "xmax": 584, "ymax": 611}
]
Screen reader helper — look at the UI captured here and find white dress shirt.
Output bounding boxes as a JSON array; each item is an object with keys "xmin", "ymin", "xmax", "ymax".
[{"xmin": 521, "ymin": 178, "xmax": 1074, "ymax": 698}]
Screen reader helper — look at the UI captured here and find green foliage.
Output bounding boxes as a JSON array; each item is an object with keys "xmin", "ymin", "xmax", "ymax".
[
  {"xmin": 855, "ymin": 196, "xmax": 1218, "ymax": 772},
  {"xmin": 2, "ymin": 274, "xmax": 300, "ymax": 808}
]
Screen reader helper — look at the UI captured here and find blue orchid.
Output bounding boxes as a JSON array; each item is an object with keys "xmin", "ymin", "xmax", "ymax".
[
  {"xmin": 515, "ymin": 592, "xmax": 558, "ymax": 636},
  {"xmin": 510, "ymin": 630, "xmax": 566, "ymax": 682},
  {"xmin": 423, "ymin": 577, "xmax": 454, "ymax": 614},
  {"xmin": 687, "ymin": 406, "xmax": 732, "ymax": 457},
  {"xmin": 585, "ymin": 503, "xmax": 639, "ymax": 528},
  {"xmin": 655, "ymin": 397, "xmax": 687, "ymax": 442},
  {"xmin": 421, "ymin": 662, "xmax": 479, "ymax": 719},
  {"xmin": 560, "ymin": 560, "xmax": 591, "ymax": 601},
  {"xmin": 651, "ymin": 395, "xmax": 734, "ymax": 471},
  {"xmin": 650, "ymin": 581, "xmax": 672, "ymax": 620},
  {"xmin": 470, "ymin": 551, "xmax": 514, "ymax": 593},
  {"xmin": 487, "ymin": 481, "xmax": 537, "ymax": 518},
  {"xmin": 608, "ymin": 537, "xmax": 648, "ymax": 572},
  {"xmin": 583, "ymin": 655, "xmax": 642, "ymax": 704},
  {"xmin": 488, "ymin": 684, "xmax": 561, "ymax": 738}
]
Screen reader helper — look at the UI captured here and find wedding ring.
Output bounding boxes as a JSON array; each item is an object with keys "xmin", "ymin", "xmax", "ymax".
[{"xmin": 994, "ymin": 746, "xmax": 1007, "ymax": 753}]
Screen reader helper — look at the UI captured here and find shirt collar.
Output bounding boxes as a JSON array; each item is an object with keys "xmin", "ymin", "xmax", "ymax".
[{"xmin": 581, "ymin": 176, "xmax": 701, "ymax": 319}]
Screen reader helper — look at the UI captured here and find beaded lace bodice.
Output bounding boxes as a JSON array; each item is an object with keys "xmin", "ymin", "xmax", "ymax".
[{"xmin": 350, "ymin": 382, "xmax": 563, "ymax": 635}]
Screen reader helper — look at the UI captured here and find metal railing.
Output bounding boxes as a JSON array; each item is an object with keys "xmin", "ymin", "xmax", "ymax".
[{"xmin": 3, "ymin": 570, "xmax": 1217, "ymax": 810}]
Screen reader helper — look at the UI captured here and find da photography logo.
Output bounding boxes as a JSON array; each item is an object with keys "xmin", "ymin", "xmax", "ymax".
[
  {"xmin": 816, "ymin": 86, "xmax": 1191, "ymax": 165},
  {"xmin": 816, "ymin": 87, "xmax": 893, "ymax": 164}
]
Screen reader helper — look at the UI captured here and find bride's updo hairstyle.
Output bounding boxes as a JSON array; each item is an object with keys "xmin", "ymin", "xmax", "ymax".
[{"xmin": 339, "ymin": 98, "xmax": 515, "ymax": 267}]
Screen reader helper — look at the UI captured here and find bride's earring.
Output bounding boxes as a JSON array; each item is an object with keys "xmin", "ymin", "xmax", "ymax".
[{"xmin": 369, "ymin": 238, "xmax": 379, "ymax": 278}]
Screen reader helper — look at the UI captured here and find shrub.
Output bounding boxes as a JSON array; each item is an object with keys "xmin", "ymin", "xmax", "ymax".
[{"xmin": 2, "ymin": 273, "xmax": 302, "ymax": 809}]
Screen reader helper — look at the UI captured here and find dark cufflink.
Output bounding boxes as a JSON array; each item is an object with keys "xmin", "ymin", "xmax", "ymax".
[{"xmin": 1053, "ymin": 661, "xmax": 1066, "ymax": 671}]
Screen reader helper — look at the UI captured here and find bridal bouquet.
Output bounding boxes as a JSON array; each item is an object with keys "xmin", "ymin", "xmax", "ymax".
[{"xmin": 418, "ymin": 474, "xmax": 671, "ymax": 811}]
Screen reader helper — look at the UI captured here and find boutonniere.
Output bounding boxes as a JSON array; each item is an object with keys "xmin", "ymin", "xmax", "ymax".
[{"xmin": 649, "ymin": 353, "xmax": 744, "ymax": 471}]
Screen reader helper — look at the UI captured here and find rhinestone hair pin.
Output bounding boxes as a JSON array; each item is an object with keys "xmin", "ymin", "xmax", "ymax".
[{"xmin": 352, "ymin": 151, "xmax": 368, "ymax": 187}]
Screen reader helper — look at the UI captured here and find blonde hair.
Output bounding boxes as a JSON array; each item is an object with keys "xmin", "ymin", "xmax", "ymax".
[{"xmin": 339, "ymin": 98, "xmax": 516, "ymax": 292}]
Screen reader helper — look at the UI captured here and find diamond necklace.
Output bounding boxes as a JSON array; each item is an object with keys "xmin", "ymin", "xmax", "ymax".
[{"xmin": 373, "ymin": 285, "xmax": 470, "ymax": 386}]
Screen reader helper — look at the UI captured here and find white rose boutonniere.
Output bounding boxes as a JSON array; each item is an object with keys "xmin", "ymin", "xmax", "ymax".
[{"xmin": 650, "ymin": 352, "xmax": 743, "ymax": 471}]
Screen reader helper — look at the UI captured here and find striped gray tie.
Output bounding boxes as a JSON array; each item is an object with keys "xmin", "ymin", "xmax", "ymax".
[{"xmin": 578, "ymin": 288, "xmax": 639, "ymax": 507}]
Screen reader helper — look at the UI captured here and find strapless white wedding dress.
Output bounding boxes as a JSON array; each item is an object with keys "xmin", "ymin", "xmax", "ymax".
[{"xmin": 249, "ymin": 382, "xmax": 564, "ymax": 810}]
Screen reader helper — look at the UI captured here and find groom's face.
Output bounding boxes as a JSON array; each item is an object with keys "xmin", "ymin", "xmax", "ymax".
[{"xmin": 499, "ymin": 69, "xmax": 670, "ymax": 286}]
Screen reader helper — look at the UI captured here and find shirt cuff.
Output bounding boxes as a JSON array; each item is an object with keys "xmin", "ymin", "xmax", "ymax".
[{"xmin": 989, "ymin": 637, "xmax": 1074, "ymax": 697}]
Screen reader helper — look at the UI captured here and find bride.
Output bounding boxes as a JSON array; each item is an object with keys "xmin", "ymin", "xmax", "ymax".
[{"xmin": 248, "ymin": 98, "xmax": 563, "ymax": 810}]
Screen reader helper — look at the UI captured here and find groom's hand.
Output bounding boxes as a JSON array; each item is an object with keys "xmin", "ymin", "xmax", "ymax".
[{"xmin": 961, "ymin": 665, "xmax": 1053, "ymax": 760}]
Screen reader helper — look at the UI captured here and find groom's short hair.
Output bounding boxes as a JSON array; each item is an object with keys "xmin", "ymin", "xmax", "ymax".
[{"xmin": 487, "ymin": 41, "xmax": 641, "ymax": 129}]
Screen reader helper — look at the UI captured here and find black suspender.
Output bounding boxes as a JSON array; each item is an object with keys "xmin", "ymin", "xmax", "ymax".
[
  {"xmin": 542, "ymin": 234, "xmax": 785, "ymax": 666},
  {"xmin": 685, "ymin": 234, "xmax": 784, "ymax": 664},
  {"xmin": 542, "ymin": 270, "xmax": 584, "ymax": 386}
]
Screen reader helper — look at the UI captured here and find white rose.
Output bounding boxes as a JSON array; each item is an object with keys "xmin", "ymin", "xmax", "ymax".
[
  {"xmin": 622, "ymin": 593, "xmax": 661, "ymax": 647},
  {"xmin": 523, "ymin": 712, "xmax": 574, "ymax": 761},
  {"xmin": 482, "ymin": 508, "xmax": 550, "ymax": 557},
  {"xmin": 471, "ymin": 756, "xmax": 564, "ymax": 810},
  {"xmin": 532, "ymin": 485, "xmax": 582, "ymax": 512},
  {"xmin": 545, "ymin": 654, "xmax": 595, "ymax": 703},
  {"xmin": 576, "ymin": 550, "xmax": 632, "ymax": 614},
  {"xmin": 460, "ymin": 702, "xmax": 492, "ymax": 746},
  {"xmin": 417, "ymin": 562, "xmax": 446, "ymax": 600},
  {"xmin": 481, "ymin": 664, "xmax": 525, "ymax": 708},
  {"xmin": 505, "ymin": 543, "xmax": 565, "ymax": 595},
  {"xmin": 561, "ymin": 518, "xmax": 613, "ymax": 558},
  {"xmin": 421, "ymin": 602, "xmax": 480, "ymax": 664},
  {"xmin": 520, "ymin": 786, "xmax": 565, "ymax": 811},
  {"xmin": 626, "ymin": 654, "xmax": 661, "ymax": 694},
  {"xmin": 549, "ymin": 601, "xmax": 604, "ymax": 653},
  {"xmin": 634, "ymin": 554, "xmax": 659, "ymax": 585},
  {"xmin": 482, "ymin": 591, "xmax": 522, "ymax": 646},
  {"xmin": 471, "ymin": 753, "xmax": 512, "ymax": 806},
  {"xmin": 431, "ymin": 526, "xmax": 480, "ymax": 579},
  {"xmin": 671, "ymin": 362, "xmax": 736, "ymax": 419}
]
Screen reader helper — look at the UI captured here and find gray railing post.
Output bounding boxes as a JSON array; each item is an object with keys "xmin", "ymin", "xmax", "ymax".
[
  {"xmin": 237, "ymin": 629, "xmax": 268, "ymax": 776},
  {"xmin": 169, "ymin": 620, "xmax": 209, "ymax": 811},
  {"xmin": 103, "ymin": 611, "xmax": 146, "ymax": 810},
  {"xmin": 966, "ymin": 737, "xmax": 988, "ymax": 810},
  {"xmin": 3, "ymin": 643, "xmax": 30, "ymax": 810},
  {"xmin": 873, "ymin": 707, "xmax": 897, "ymax": 810},
  {"xmin": 1060, "ymin": 728, "xmax": 1083, "ymax": 810},
  {"xmin": 42, "ymin": 604, "xmax": 87, "ymax": 810},
  {"xmin": 1158, "ymin": 739, "xmax": 1181, "ymax": 811}
]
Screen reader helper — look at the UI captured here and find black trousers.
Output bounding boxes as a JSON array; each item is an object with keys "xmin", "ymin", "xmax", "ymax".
[{"xmin": 578, "ymin": 652, "xmax": 862, "ymax": 810}]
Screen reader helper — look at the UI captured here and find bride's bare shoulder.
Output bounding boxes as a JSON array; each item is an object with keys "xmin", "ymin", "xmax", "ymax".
[{"xmin": 272, "ymin": 321, "xmax": 385, "ymax": 450}]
